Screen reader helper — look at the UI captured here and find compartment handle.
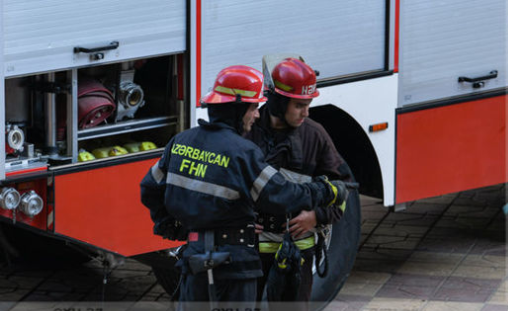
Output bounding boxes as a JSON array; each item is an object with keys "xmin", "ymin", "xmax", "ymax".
[
  {"xmin": 74, "ymin": 41, "xmax": 120, "ymax": 61},
  {"xmin": 74, "ymin": 41, "xmax": 119, "ymax": 54},
  {"xmin": 458, "ymin": 70, "xmax": 498, "ymax": 88},
  {"xmin": 459, "ymin": 70, "xmax": 497, "ymax": 83}
]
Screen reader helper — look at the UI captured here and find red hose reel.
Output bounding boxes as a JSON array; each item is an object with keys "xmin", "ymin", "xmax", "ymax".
[{"xmin": 78, "ymin": 78, "xmax": 116, "ymax": 129}]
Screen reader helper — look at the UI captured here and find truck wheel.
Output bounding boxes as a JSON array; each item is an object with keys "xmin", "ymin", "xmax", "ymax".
[
  {"xmin": 152, "ymin": 264, "xmax": 181, "ymax": 300},
  {"xmin": 310, "ymin": 187, "xmax": 361, "ymax": 309},
  {"xmin": 0, "ymin": 224, "xmax": 92, "ymax": 265},
  {"xmin": 134, "ymin": 250, "xmax": 181, "ymax": 301}
]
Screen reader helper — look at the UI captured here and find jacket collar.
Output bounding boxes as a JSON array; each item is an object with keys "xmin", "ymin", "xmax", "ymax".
[
  {"xmin": 198, "ymin": 118, "xmax": 238, "ymax": 133},
  {"xmin": 254, "ymin": 106, "xmax": 303, "ymax": 171}
]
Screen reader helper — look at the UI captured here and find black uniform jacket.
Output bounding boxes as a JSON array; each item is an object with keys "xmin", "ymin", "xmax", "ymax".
[{"xmin": 140, "ymin": 119, "xmax": 333, "ymax": 279}]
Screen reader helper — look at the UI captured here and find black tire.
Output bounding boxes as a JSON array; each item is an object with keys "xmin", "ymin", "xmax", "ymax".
[
  {"xmin": 0, "ymin": 223, "xmax": 92, "ymax": 265},
  {"xmin": 310, "ymin": 188, "xmax": 361, "ymax": 309},
  {"xmin": 134, "ymin": 250, "xmax": 181, "ymax": 301},
  {"xmin": 152, "ymin": 263, "xmax": 181, "ymax": 300}
]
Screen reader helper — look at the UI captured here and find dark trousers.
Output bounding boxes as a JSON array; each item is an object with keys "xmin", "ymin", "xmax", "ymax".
[
  {"xmin": 257, "ymin": 248, "xmax": 314, "ymax": 310},
  {"xmin": 178, "ymin": 272, "xmax": 257, "ymax": 310}
]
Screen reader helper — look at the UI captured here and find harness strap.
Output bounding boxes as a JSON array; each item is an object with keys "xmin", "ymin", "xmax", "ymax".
[
  {"xmin": 204, "ymin": 230, "xmax": 217, "ymax": 304},
  {"xmin": 315, "ymin": 231, "xmax": 329, "ymax": 277},
  {"xmin": 204, "ymin": 230, "xmax": 214, "ymax": 252},
  {"xmin": 259, "ymin": 235, "xmax": 315, "ymax": 253}
]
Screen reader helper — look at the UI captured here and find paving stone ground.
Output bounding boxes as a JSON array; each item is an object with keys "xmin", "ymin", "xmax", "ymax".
[
  {"xmin": 332, "ymin": 183, "xmax": 507, "ymax": 311},
  {"xmin": 0, "ymin": 184, "xmax": 505, "ymax": 311}
]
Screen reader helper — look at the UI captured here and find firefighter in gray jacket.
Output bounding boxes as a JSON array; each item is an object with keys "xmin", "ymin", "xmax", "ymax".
[
  {"xmin": 245, "ymin": 58, "xmax": 353, "ymax": 309},
  {"xmin": 140, "ymin": 65, "xmax": 348, "ymax": 307}
]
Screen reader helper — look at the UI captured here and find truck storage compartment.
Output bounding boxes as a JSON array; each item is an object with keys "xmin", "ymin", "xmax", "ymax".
[
  {"xmin": 398, "ymin": 0, "xmax": 506, "ymax": 106},
  {"xmin": 3, "ymin": 0, "xmax": 186, "ymax": 77},
  {"xmin": 4, "ymin": 54, "xmax": 185, "ymax": 174}
]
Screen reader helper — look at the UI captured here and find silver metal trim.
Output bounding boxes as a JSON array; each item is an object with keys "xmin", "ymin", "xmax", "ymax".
[
  {"xmin": 77, "ymin": 115, "xmax": 178, "ymax": 141},
  {"xmin": 69, "ymin": 69, "xmax": 78, "ymax": 162},
  {"xmin": 48, "ymin": 148, "xmax": 163, "ymax": 171},
  {"xmin": 44, "ymin": 72, "xmax": 57, "ymax": 154},
  {"xmin": 0, "ymin": 0, "xmax": 4, "ymax": 181}
]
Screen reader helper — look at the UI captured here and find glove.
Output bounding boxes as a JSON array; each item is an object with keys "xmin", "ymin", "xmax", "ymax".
[
  {"xmin": 328, "ymin": 179, "xmax": 348, "ymax": 206},
  {"xmin": 153, "ymin": 216, "xmax": 188, "ymax": 241},
  {"xmin": 315, "ymin": 176, "xmax": 348, "ymax": 207}
]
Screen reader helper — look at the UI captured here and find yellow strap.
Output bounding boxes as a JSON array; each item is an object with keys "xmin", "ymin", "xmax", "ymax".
[
  {"xmin": 295, "ymin": 236, "xmax": 315, "ymax": 250},
  {"xmin": 323, "ymin": 177, "xmax": 338, "ymax": 206},
  {"xmin": 259, "ymin": 242, "xmax": 280, "ymax": 253},
  {"xmin": 259, "ymin": 235, "xmax": 315, "ymax": 253},
  {"xmin": 214, "ymin": 85, "xmax": 257, "ymax": 98}
]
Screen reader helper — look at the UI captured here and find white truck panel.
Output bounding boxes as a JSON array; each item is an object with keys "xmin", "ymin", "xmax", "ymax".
[
  {"xmin": 313, "ymin": 75, "xmax": 397, "ymax": 206},
  {"xmin": 195, "ymin": 106, "xmax": 207, "ymax": 125},
  {"xmin": 200, "ymin": 0, "xmax": 386, "ymax": 98},
  {"xmin": 3, "ymin": 0, "xmax": 186, "ymax": 77},
  {"xmin": 189, "ymin": 0, "xmax": 198, "ymax": 129},
  {"xmin": 399, "ymin": 0, "xmax": 507, "ymax": 106}
]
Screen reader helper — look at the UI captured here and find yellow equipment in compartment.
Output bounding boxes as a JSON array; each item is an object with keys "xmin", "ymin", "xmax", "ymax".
[
  {"xmin": 91, "ymin": 142, "xmax": 156, "ymax": 159},
  {"xmin": 92, "ymin": 146, "xmax": 128, "ymax": 159},
  {"xmin": 124, "ymin": 141, "xmax": 157, "ymax": 153},
  {"xmin": 78, "ymin": 149, "xmax": 96, "ymax": 162},
  {"xmin": 109, "ymin": 146, "xmax": 128, "ymax": 156}
]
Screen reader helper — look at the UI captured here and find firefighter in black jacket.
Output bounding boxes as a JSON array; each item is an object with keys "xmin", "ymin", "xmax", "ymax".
[
  {"xmin": 245, "ymin": 58, "xmax": 353, "ymax": 309},
  {"xmin": 140, "ymin": 65, "xmax": 348, "ymax": 307}
]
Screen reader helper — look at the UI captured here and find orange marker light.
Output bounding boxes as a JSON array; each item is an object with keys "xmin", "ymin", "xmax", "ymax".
[{"xmin": 369, "ymin": 122, "xmax": 389, "ymax": 132}]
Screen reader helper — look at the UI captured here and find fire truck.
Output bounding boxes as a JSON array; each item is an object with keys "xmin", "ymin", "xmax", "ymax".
[{"xmin": 0, "ymin": 0, "xmax": 505, "ymax": 307}]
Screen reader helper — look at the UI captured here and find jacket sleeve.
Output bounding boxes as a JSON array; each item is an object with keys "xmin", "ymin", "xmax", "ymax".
[
  {"xmin": 313, "ymin": 127, "xmax": 353, "ymax": 225},
  {"xmin": 140, "ymin": 140, "xmax": 172, "ymax": 223},
  {"xmin": 244, "ymin": 147, "xmax": 334, "ymax": 215}
]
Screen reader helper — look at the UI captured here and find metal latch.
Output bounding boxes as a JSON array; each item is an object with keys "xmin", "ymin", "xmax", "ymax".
[
  {"xmin": 458, "ymin": 70, "xmax": 498, "ymax": 89},
  {"xmin": 74, "ymin": 41, "xmax": 120, "ymax": 62}
]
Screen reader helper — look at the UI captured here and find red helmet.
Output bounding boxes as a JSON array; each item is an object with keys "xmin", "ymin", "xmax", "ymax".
[
  {"xmin": 271, "ymin": 58, "xmax": 319, "ymax": 99},
  {"xmin": 201, "ymin": 65, "xmax": 267, "ymax": 105}
]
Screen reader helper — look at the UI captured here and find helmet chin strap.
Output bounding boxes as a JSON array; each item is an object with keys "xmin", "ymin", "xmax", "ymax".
[
  {"xmin": 234, "ymin": 94, "xmax": 251, "ymax": 134},
  {"xmin": 207, "ymin": 102, "xmax": 249, "ymax": 134},
  {"xmin": 236, "ymin": 103, "xmax": 250, "ymax": 134},
  {"xmin": 266, "ymin": 91, "xmax": 291, "ymax": 128}
]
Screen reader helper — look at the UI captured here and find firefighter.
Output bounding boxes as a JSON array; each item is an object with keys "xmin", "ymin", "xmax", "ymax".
[
  {"xmin": 245, "ymin": 58, "xmax": 353, "ymax": 309},
  {"xmin": 140, "ymin": 65, "xmax": 348, "ymax": 308}
]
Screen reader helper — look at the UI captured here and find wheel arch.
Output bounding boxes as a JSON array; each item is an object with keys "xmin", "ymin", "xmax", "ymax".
[{"xmin": 310, "ymin": 104, "xmax": 383, "ymax": 199}]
